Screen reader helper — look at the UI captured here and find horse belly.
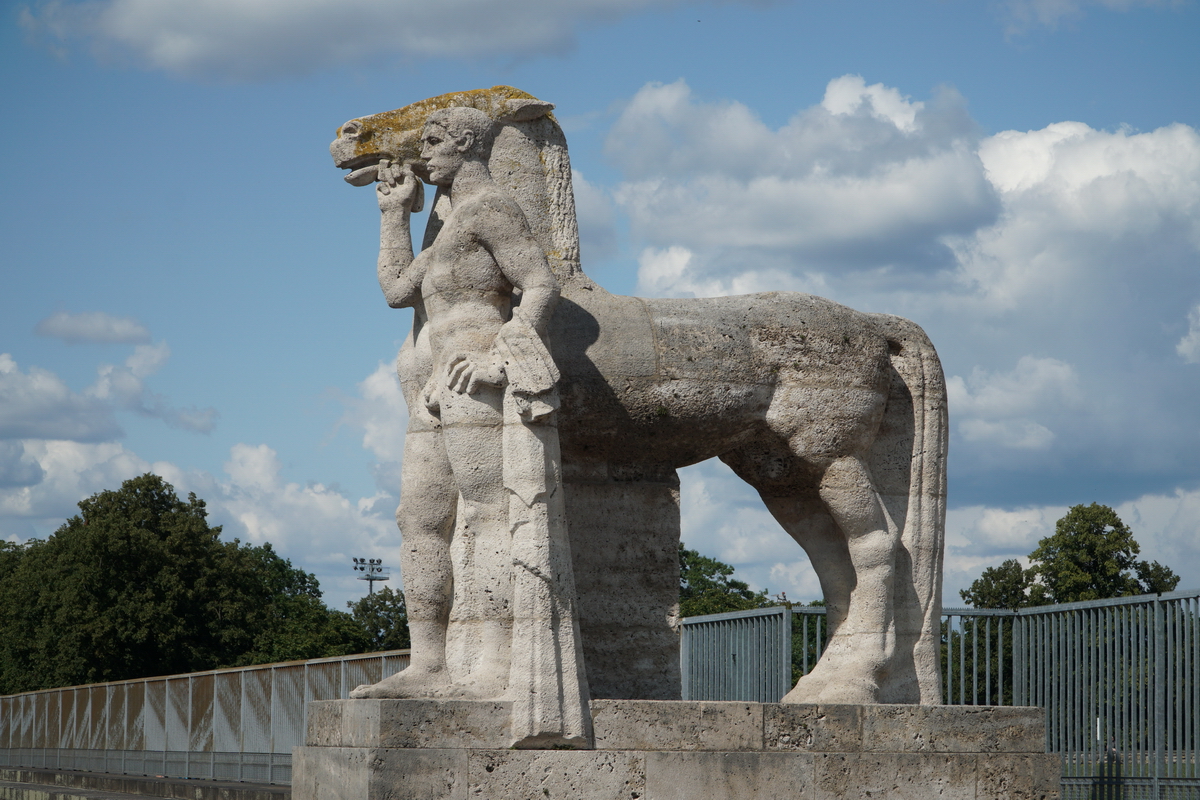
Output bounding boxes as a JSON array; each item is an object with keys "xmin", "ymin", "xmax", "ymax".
[{"xmin": 549, "ymin": 288, "xmax": 889, "ymax": 467}]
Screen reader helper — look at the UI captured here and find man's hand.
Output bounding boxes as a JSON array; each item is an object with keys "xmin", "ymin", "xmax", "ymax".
[
  {"xmin": 376, "ymin": 160, "xmax": 423, "ymax": 214},
  {"xmin": 446, "ymin": 353, "xmax": 505, "ymax": 395}
]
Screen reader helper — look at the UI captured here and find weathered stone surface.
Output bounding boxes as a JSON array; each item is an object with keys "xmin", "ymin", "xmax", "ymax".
[
  {"xmin": 291, "ymin": 746, "xmax": 371, "ymax": 800},
  {"xmin": 976, "ymin": 752, "xmax": 1061, "ymax": 800},
  {"xmin": 468, "ymin": 750, "xmax": 645, "ymax": 800},
  {"xmin": 293, "ymin": 701, "xmax": 1057, "ymax": 800},
  {"xmin": 307, "ymin": 700, "xmax": 512, "ymax": 749},
  {"xmin": 814, "ymin": 752, "xmax": 970, "ymax": 799},
  {"xmin": 371, "ymin": 749, "xmax": 469, "ymax": 800},
  {"xmin": 374, "ymin": 700, "xmax": 511, "ymax": 749},
  {"xmin": 331, "ymin": 86, "xmax": 950, "ymax": 714},
  {"xmin": 861, "ymin": 704, "xmax": 1046, "ymax": 753},
  {"xmin": 592, "ymin": 700, "xmax": 762, "ymax": 751},
  {"xmin": 565, "ymin": 476, "xmax": 681, "ymax": 701},
  {"xmin": 644, "ymin": 751, "xmax": 815, "ymax": 800},
  {"xmin": 763, "ymin": 704, "xmax": 864, "ymax": 752}
]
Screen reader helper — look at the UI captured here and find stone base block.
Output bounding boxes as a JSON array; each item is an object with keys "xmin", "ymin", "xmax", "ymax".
[{"xmin": 293, "ymin": 700, "xmax": 1058, "ymax": 800}]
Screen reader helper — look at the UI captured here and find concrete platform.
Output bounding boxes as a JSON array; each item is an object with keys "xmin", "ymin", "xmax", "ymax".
[{"xmin": 292, "ymin": 700, "xmax": 1058, "ymax": 800}]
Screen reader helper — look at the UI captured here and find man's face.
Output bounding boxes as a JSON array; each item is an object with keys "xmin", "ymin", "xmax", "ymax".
[{"xmin": 421, "ymin": 123, "xmax": 467, "ymax": 187}]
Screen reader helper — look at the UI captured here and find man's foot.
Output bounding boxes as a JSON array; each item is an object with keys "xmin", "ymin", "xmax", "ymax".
[{"xmin": 348, "ymin": 664, "xmax": 452, "ymax": 699}]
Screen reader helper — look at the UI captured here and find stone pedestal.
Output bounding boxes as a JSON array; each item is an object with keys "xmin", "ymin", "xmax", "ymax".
[
  {"xmin": 292, "ymin": 700, "xmax": 1058, "ymax": 800},
  {"xmin": 564, "ymin": 471, "xmax": 681, "ymax": 700}
]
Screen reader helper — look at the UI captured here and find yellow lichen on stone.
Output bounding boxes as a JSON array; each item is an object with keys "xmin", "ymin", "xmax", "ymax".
[{"xmin": 338, "ymin": 86, "xmax": 549, "ymax": 165}]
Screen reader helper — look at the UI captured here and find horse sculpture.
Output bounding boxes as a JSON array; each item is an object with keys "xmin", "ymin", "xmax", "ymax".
[{"xmin": 331, "ymin": 87, "xmax": 948, "ymax": 706}]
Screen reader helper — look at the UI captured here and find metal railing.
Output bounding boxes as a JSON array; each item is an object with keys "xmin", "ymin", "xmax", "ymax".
[
  {"xmin": 0, "ymin": 650, "xmax": 410, "ymax": 785},
  {"xmin": 682, "ymin": 589, "xmax": 1200, "ymax": 800}
]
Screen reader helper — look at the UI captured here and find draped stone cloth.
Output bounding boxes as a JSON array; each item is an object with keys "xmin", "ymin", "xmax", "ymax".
[{"xmin": 496, "ymin": 310, "xmax": 592, "ymax": 748}]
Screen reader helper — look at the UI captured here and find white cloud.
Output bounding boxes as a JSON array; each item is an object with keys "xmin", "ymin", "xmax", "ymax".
[
  {"xmin": 89, "ymin": 343, "xmax": 218, "ymax": 433},
  {"xmin": 34, "ymin": 311, "xmax": 151, "ymax": 344},
  {"xmin": 0, "ymin": 442, "xmax": 46, "ymax": 489},
  {"xmin": 334, "ymin": 361, "xmax": 408, "ymax": 495},
  {"xmin": 606, "ymin": 80, "xmax": 1200, "ymax": 498},
  {"xmin": 1002, "ymin": 0, "xmax": 1179, "ymax": 33},
  {"xmin": 1115, "ymin": 488, "xmax": 1200, "ymax": 584},
  {"xmin": 953, "ymin": 121, "xmax": 1200, "ymax": 311},
  {"xmin": 946, "ymin": 356, "xmax": 1080, "ymax": 451},
  {"xmin": 944, "ymin": 487, "xmax": 1200, "ymax": 605},
  {"xmin": 19, "ymin": 0, "xmax": 762, "ymax": 80},
  {"xmin": 1177, "ymin": 304, "xmax": 1200, "ymax": 364},
  {"xmin": 609, "ymin": 79, "xmax": 996, "ymax": 293},
  {"xmin": 821, "ymin": 74, "xmax": 923, "ymax": 133},
  {"xmin": 0, "ymin": 440, "xmax": 152, "ymax": 523},
  {"xmin": 0, "ymin": 360, "xmax": 407, "ymax": 610},
  {"xmin": 0, "ymin": 353, "xmax": 122, "ymax": 442},
  {"xmin": 207, "ymin": 442, "xmax": 394, "ymax": 552},
  {"xmin": 679, "ymin": 460, "xmax": 819, "ymax": 601}
]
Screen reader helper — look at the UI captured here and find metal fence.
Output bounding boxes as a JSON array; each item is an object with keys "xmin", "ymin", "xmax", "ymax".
[
  {"xmin": 682, "ymin": 589, "xmax": 1200, "ymax": 800},
  {"xmin": 680, "ymin": 606, "xmax": 794, "ymax": 703},
  {"xmin": 0, "ymin": 650, "xmax": 410, "ymax": 785}
]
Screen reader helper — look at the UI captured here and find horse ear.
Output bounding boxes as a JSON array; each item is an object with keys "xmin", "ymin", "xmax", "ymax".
[{"xmin": 497, "ymin": 99, "xmax": 555, "ymax": 122}]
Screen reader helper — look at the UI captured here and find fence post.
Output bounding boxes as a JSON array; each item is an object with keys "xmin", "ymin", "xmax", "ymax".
[
  {"xmin": 779, "ymin": 607, "xmax": 792, "ymax": 700},
  {"xmin": 1153, "ymin": 595, "xmax": 1165, "ymax": 798}
]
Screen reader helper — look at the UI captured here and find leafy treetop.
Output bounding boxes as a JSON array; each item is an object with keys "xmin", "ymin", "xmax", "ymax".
[
  {"xmin": 960, "ymin": 503, "xmax": 1179, "ymax": 610},
  {"xmin": 0, "ymin": 474, "xmax": 376, "ymax": 694},
  {"xmin": 679, "ymin": 543, "xmax": 773, "ymax": 617}
]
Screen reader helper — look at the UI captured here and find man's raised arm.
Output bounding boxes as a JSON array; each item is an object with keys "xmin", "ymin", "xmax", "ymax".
[{"xmin": 376, "ymin": 161, "xmax": 424, "ymax": 308}]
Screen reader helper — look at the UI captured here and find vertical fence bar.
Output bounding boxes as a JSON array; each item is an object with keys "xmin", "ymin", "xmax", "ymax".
[{"xmin": 1153, "ymin": 596, "xmax": 1164, "ymax": 797}]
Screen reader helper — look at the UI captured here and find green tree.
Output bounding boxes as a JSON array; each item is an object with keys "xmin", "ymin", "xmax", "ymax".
[
  {"xmin": 1031, "ymin": 503, "xmax": 1178, "ymax": 604},
  {"xmin": 0, "ymin": 474, "xmax": 368, "ymax": 694},
  {"xmin": 678, "ymin": 543, "xmax": 772, "ymax": 617},
  {"xmin": 960, "ymin": 503, "xmax": 1180, "ymax": 609},
  {"xmin": 959, "ymin": 559, "xmax": 1044, "ymax": 610},
  {"xmin": 347, "ymin": 586, "xmax": 410, "ymax": 651}
]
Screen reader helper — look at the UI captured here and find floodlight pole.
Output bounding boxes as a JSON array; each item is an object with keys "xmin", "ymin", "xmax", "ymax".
[{"xmin": 351, "ymin": 557, "xmax": 391, "ymax": 595}]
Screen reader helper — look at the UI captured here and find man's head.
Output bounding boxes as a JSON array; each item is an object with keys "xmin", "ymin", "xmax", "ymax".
[{"xmin": 422, "ymin": 107, "xmax": 496, "ymax": 186}]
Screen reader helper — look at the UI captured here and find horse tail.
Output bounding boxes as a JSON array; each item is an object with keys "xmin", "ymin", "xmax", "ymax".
[{"xmin": 870, "ymin": 314, "xmax": 949, "ymax": 704}]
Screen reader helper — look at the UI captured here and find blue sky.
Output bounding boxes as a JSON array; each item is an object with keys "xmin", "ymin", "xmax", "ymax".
[{"xmin": 2, "ymin": 0, "xmax": 1198, "ymax": 612}]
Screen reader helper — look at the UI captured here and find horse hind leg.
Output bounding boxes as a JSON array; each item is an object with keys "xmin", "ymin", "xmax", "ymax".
[
  {"xmin": 757, "ymin": 492, "xmax": 852, "ymax": 702},
  {"xmin": 804, "ymin": 454, "xmax": 901, "ymax": 704}
]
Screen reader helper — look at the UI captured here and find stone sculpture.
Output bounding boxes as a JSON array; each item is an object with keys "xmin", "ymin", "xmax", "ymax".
[{"xmin": 329, "ymin": 88, "xmax": 948, "ymax": 722}]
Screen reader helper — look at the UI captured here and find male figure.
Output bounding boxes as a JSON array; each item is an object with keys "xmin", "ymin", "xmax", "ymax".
[{"xmin": 350, "ymin": 108, "xmax": 564, "ymax": 704}]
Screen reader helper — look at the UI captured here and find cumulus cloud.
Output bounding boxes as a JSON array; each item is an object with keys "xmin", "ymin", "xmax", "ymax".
[
  {"xmin": 0, "ymin": 440, "xmax": 152, "ymax": 526},
  {"xmin": 208, "ymin": 443, "xmax": 393, "ymax": 548},
  {"xmin": 946, "ymin": 356, "xmax": 1080, "ymax": 451},
  {"xmin": 19, "ymin": 0, "xmax": 761, "ymax": 80},
  {"xmin": 952, "ymin": 121, "xmax": 1200, "ymax": 313},
  {"xmin": 0, "ymin": 353, "xmax": 122, "ymax": 442},
  {"xmin": 34, "ymin": 310, "xmax": 152, "ymax": 344},
  {"xmin": 609, "ymin": 79, "xmax": 996, "ymax": 294},
  {"xmin": 0, "ymin": 442, "xmax": 46, "ymax": 489},
  {"xmin": 0, "ymin": 359, "xmax": 412, "ymax": 609},
  {"xmin": 678, "ymin": 460, "xmax": 821, "ymax": 601},
  {"xmin": 607, "ymin": 78, "xmax": 1200, "ymax": 507},
  {"xmin": 89, "ymin": 343, "xmax": 218, "ymax": 433},
  {"xmin": 944, "ymin": 487, "xmax": 1200, "ymax": 605}
]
